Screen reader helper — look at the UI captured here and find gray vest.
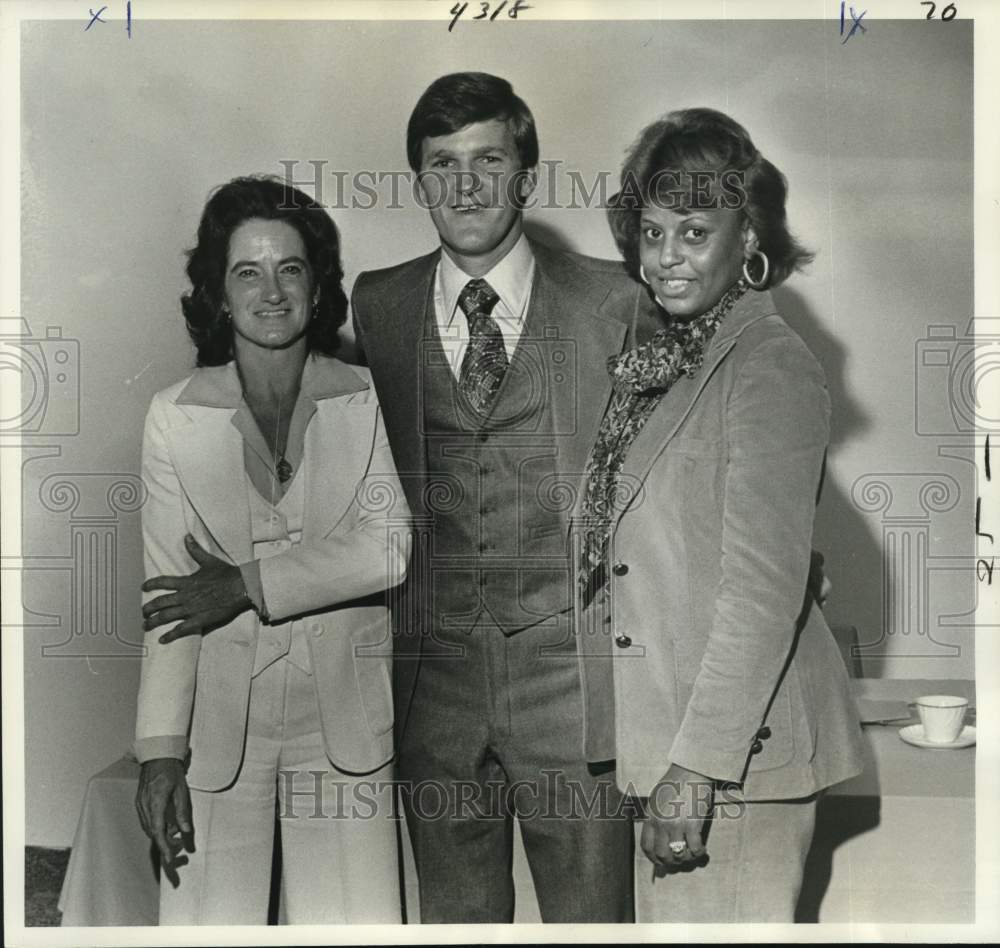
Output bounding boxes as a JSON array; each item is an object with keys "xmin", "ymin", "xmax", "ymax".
[{"xmin": 420, "ymin": 304, "xmax": 572, "ymax": 634}]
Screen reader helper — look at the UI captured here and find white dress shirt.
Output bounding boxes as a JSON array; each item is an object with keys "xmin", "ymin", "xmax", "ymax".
[{"xmin": 433, "ymin": 233, "xmax": 536, "ymax": 377}]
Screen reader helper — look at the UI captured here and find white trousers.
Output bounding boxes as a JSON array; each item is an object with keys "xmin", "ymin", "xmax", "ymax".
[{"xmin": 159, "ymin": 658, "xmax": 401, "ymax": 925}]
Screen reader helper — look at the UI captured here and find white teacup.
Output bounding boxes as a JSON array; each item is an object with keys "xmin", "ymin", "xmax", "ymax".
[{"xmin": 915, "ymin": 695, "xmax": 968, "ymax": 743}]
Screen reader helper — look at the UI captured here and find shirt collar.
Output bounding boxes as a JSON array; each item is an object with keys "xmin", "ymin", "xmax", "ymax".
[
  {"xmin": 439, "ymin": 232, "xmax": 535, "ymax": 328},
  {"xmin": 176, "ymin": 354, "xmax": 368, "ymax": 408}
]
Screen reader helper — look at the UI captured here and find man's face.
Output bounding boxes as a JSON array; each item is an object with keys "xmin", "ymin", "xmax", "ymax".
[{"xmin": 417, "ymin": 118, "xmax": 536, "ymax": 275}]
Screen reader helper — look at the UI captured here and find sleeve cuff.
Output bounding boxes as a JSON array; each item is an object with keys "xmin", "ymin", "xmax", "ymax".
[
  {"xmin": 239, "ymin": 560, "xmax": 268, "ymax": 620},
  {"xmin": 133, "ymin": 735, "xmax": 189, "ymax": 764}
]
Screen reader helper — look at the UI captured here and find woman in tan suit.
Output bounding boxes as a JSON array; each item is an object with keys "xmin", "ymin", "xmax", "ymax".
[
  {"xmin": 575, "ymin": 109, "xmax": 865, "ymax": 922},
  {"xmin": 133, "ymin": 176, "xmax": 410, "ymax": 924}
]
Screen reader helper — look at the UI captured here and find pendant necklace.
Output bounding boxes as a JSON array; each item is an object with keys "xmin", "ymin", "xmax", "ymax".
[{"xmin": 273, "ymin": 393, "xmax": 293, "ymax": 486}]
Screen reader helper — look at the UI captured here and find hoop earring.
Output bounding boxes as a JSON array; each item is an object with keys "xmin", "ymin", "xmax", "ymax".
[
  {"xmin": 639, "ymin": 265, "xmax": 650, "ymax": 285},
  {"xmin": 742, "ymin": 249, "xmax": 770, "ymax": 290},
  {"xmin": 311, "ymin": 298, "xmax": 319, "ymax": 320}
]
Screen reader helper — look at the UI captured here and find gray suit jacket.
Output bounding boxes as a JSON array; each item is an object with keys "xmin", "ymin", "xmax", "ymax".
[{"xmin": 351, "ymin": 239, "xmax": 656, "ymax": 732}]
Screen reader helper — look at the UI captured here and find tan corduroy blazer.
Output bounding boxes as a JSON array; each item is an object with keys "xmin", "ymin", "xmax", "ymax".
[{"xmin": 575, "ymin": 290, "xmax": 866, "ymax": 801}]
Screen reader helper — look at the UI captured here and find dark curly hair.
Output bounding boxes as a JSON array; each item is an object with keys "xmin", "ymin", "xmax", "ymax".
[
  {"xmin": 607, "ymin": 108, "xmax": 813, "ymax": 288},
  {"xmin": 406, "ymin": 72, "xmax": 539, "ymax": 172},
  {"xmin": 182, "ymin": 175, "xmax": 348, "ymax": 366}
]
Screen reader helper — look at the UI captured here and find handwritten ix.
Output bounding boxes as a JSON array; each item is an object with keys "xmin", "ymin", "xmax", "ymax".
[{"xmin": 840, "ymin": 1, "xmax": 868, "ymax": 43}]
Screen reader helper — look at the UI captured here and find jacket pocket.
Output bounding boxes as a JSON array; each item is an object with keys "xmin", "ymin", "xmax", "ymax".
[
  {"xmin": 352, "ymin": 644, "xmax": 394, "ymax": 737},
  {"xmin": 747, "ymin": 680, "xmax": 796, "ymax": 773}
]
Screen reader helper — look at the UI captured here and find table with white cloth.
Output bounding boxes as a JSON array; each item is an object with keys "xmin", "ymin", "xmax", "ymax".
[
  {"xmin": 58, "ymin": 678, "xmax": 974, "ymax": 926},
  {"xmin": 797, "ymin": 677, "xmax": 975, "ymax": 923}
]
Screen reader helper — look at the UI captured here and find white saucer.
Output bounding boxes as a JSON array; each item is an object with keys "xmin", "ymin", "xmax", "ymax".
[{"xmin": 899, "ymin": 724, "xmax": 975, "ymax": 749}]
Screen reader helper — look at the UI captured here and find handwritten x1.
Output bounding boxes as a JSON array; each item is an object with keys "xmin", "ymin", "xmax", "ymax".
[{"xmin": 84, "ymin": 2, "xmax": 133, "ymax": 38}]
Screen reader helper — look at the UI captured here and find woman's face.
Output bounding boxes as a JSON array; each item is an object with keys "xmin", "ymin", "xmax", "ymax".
[
  {"xmin": 638, "ymin": 204, "xmax": 751, "ymax": 319},
  {"xmin": 224, "ymin": 218, "xmax": 315, "ymax": 353}
]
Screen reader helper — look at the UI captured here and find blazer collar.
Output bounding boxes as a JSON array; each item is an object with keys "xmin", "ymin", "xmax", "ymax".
[
  {"xmin": 176, "ymin": 354, "xmax": 368, "ymax": 409},
  {"xmin": 163, "ymin": 355, "xmax": 372, "ymax": 562}
]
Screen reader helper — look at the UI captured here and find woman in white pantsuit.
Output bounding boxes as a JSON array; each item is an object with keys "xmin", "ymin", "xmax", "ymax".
[{"xmin": 133, "ymin": 176, "xmax": 410, "ymax": 924}]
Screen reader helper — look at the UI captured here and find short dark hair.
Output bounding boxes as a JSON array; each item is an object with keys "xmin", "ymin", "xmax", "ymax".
[
  {"xmin": 181, "ymin": 175, "xmax": 348, "ymax": 366},
  {"xmin": 607, "ymin": 108, "xmax": 813, "ymax": 287},
  {"xmin": 406, "ymin": 72, "xmax": 539, "ymax": 172}
]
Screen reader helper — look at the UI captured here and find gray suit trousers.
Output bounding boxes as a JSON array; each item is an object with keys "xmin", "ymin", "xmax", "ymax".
[{"xmin": 397, "ymin": 611, "xmax": 634, "ymax": 923}]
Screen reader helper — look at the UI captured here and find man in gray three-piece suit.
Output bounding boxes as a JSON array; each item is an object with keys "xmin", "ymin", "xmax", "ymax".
[{"xmin": 351, "ymin": 73, "xmax": 655, "ymax": 923}]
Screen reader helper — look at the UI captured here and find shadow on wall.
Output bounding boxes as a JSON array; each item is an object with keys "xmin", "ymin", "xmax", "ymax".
[{"xmin": 772, "ymin": 285, "xmax": 886, "ymax": 677}]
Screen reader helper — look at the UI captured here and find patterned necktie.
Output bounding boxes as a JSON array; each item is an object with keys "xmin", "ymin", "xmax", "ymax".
[{"xmin": 457, "ymin": 278, "xmax": 509, "ymax": 414}]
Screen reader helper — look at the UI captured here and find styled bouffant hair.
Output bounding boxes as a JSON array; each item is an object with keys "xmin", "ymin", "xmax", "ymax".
[
  {"xmin": 608, "ymin": 108, "xmax": 813, "ymax": 287},
  {"xmin": 406, "ymin": 72, "xmax": 539, "ymax": 172},
  {"xmin": 181, "ymin": 175, "xmax": 348, "ymax": 366}
]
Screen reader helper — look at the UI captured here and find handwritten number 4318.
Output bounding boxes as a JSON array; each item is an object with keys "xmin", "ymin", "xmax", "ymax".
[
  {"xmin": 920, "ymin": 1, "xmax": 958, "ymax": 18},
  {"xmin": 449, "ymin": 1, "xmax": 532, "ymax": 32}
]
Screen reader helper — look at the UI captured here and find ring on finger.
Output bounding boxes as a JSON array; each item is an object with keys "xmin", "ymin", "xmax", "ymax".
[{"xmin": 668, "ymin": 840, "xmax": 687, "ymax": 855}]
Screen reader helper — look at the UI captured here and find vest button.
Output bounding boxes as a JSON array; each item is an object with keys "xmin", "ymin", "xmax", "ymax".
[
  {"xmin": 612, "ymin": 562, "xmax": 629, "ymax": 576},
  {"xmin": 477, "ymin": 432, "xmax": 489, "ymax": 443},
  {"xmin": 750, "ymin": 739, "xmax": 764, "ymax": 755},
  {"xmin": 757, "ymin": 726, "xmax": 772, "ymax": 740},
  {"xmin": 615, "ymin": 634, "xmax": 631, "ymax": 648}
]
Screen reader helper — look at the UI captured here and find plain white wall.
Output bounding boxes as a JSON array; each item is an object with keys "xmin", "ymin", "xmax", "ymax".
[{"xmin": 18, "ymin": 18, "xmax": 973, "ymax": 846}]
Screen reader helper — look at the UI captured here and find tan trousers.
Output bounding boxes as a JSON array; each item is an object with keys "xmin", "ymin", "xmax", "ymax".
[
  {"xmin": 635, "ymin": 793, "xmax": 818, "ymax": 923},
  {"xmin": 159, "ymin": 658, "xmax": 400, "ymax": 925}
]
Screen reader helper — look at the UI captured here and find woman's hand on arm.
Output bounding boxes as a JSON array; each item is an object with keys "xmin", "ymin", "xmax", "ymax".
[
  {"xmin": 641, "ymin": 763, "xmax": 714, "ymax": 869},
  {"xmin": 135, "ymin": 757, "xmax": 193, "ymax": 869},
  {"xmin": 142, "ymin": 534, "xmax": 252, "ymax": 643}
]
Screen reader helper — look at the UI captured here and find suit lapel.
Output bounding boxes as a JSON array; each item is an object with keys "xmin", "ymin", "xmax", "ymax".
[
  {"xmin": 164, "ymin": 409, "xmax": 253, "ymax": 564},
  {"xmin": 363, "ymin": 252, "xmax": 438, "ymax": 502},
  {"xmin": 524, "ymin": 245, "xmax": 630, "ymax": 511},
  {"xmin": 302, "ymin": 395, "xmax": 377, "ymax": 540}
]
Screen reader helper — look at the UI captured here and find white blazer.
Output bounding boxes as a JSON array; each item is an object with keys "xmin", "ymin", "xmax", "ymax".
[{"xmin": 133, "ymin": 357, "xmax": 410, "ymax": 790}]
